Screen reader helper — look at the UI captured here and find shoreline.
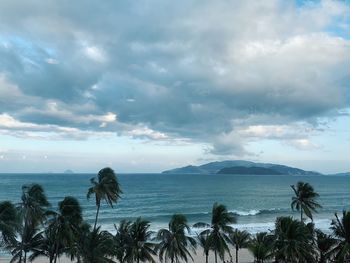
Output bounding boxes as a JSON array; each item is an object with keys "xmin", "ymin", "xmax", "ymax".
[{"xmin": 0, "ymin": 248, "xmax": 254, "ymax": 263}]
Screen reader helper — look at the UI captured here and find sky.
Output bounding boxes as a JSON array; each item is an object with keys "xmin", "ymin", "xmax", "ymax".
[{"xmin": 0, "ymin": 0, "xmax": 349, "ymax": 174}]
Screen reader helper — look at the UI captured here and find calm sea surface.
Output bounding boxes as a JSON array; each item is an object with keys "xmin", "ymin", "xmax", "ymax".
[{"xmin": 1, "ymin": 173, "xmax": 350, "ymax": 233}]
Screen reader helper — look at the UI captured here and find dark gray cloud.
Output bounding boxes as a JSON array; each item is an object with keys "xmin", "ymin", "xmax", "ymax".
[{"xmin": 0, "ymin": 0, "xmax": 349, "ymax": 155}]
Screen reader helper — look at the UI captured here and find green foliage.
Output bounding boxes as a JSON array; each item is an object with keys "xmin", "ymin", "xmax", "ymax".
[
  {"xmin": 0, "ymin": 201, "xmax": 19, "ymax": 245},
  {"xmin": 156, "ymin": 214, "xmax": 196, "ymax": 263},
  {"xmin": 194, "ymin": 203, "xmax": 236, "ymax": 263},
  {"xmin": 331, "ymin": 211, "xmax": 350, "ymax": 262},
  {"xmin": 248, "ymin": 232, "xmax": 274, "ymax": 263},
  {"xmin": 315, "ymin": 229, "xmax": 337, "ymax": 263},
  {"xmin": 291, "ymin": 181, "xmax": 322, "ymax": 221},
  {"xmin": 12, "ymin": 183, "xmax": 50, "ymax": 263},
  {"xmin": 87, "ymin": 167, "xmax": 122, "ymax": 230},
  {"xmin": 274, "ymin": 216, "xmax": 316, "ymax": 262},
  {"xmin": 76, "ymin": 226, "xmax": 115, "ymax": 263},
  {"xmin": 229, "ymin": 229, "xmax": 251, "ymax": 263}
]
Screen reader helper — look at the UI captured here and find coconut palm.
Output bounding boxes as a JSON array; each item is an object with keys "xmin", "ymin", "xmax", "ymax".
[
  {"xmin": 9, "ymin": 226, "xmax": 43, "ymax": 263},
  {"xmin": 16, "ymin": 184, "xmax": 50, "ymax": 263},
  {"xmin": 19, "ymin": 184, "xmax": 50, "ymax": 226},
  {"xmin": 87, "ymin": 167, "xmax": 122, "ymax": 230},
  {"xmin": 196, "ymin": 232, "xmax": 211, "ymax": 263},
  {"xmin": 291, "ymin": 181, "xmax": 322, "ymax": 222},
  {"xmin": 125, "ymin": 217, "xmax": 156, "ymax": 263},
  {"xmin": 315, "ymin": 229, "xmax": 336, "ymax": 263},
  {"xmin": 248, "ymin": 232, "xmax": 274, "ymax": 263},
  {"xmin": 0, "ymin": 201, "xmax": 18, "ymax": 245},
  {"xmin": 46, "ymin": 196, "xmax": 83, "ymax": 263},
  {"xmin": 274, "ymin": 216, "xmax": 316, "ymax": 262},
  {"xmin": 229, "ymin": 229, "xmax": 250, "ymax": 263},
  {"xmin": 114, "ymin": 220, "xmax": 133, "ymax": 263},
  {"xmin": 194, "ymin": 203, "xmax": 236, "ymax": 263},
  {"xmin": 330, "ymin": 210, "xmax": 350, "ymax": 262},
  {"xmin": 76, "ymin": 226, "xmax": 115, "ymax": 263},
  {"xmin": 28, "ymin": 226, "xmax": 58, "ymax": 263},
  {"xmin": 156, "ymin": 214, "xmax": 196, "ymax": 263}
]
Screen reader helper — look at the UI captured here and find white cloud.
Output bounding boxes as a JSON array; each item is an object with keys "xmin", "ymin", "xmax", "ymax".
[
  {"xmin": 83, "ymin": 45, "xmax": 107, "ymax": 63},
  {"xmin": 129, "ymin": 126, "xmax": 168, "ymax": 140},
  {"xmin": 45, "ymin": 58, "xmax": 59, "ymax": 64},
  {"xmin": 285, "ymin": 139, "xmax": 320, "ymax": 151}
]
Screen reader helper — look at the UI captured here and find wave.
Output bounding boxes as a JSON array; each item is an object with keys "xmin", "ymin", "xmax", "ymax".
[
  {"xmin": 84, "ymin": 208, "xmax": 288, "ymax": 222},
  {"xmin": 100, "ymin": 218, "xmax": 333, "ymax": 235},
  {"xmin": 229, "ymin": 208, "xmax": 286, "ymax": 216}
]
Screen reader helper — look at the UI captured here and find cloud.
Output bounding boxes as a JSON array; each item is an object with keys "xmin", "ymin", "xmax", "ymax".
[{"xmin": 0, "ymin": 0, "xmax": 349, "ymax": 156}]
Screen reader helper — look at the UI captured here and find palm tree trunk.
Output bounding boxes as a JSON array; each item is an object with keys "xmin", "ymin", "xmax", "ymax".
[
  {"xmin": 24, "ymin": 251, "xmax": 27, "ymax": 263},
  {"xmin": 300, "ymin": 209, "xmax": 303, "ymax": 222},
  {"xmin": 236, "ymin": 248, "xmax": 238, "ymax": 263},
  {"xmin": 93, "ymin": 203, "xmax": 101, "ymax": 230},
  {"xmin": 205, "ymin": 253, "xmax": 208, "ymax": 263},
  {"xmin": 54, "ymin": 242, "xmax": 59, "ymax": 263},
  {"xmin": 215, "ymin": 250, "xmax": 217, "ymax": 263}
]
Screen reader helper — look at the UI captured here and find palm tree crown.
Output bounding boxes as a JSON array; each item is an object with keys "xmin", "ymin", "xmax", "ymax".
[
  {"xmin": 14, "ymin": 184, "xmax": 50, "ymax": 263},
  {"xmin": 248, "ymin": 232, "xmax": 274, "ymax": 263},
  {"xmin": 291, "ymin": 181, "xmax": 322, "ymax": 221},
  {"xmin": 331, "ymin": 210, "xmax": 350, "ymax": 262},
  {"xmin": 315, "ymin": 229, "xmax": 336, "ymax": 263},
  {"xmin": 125, "ymin": 217, "xmax": 156, "ymax": 263},
  {"xmin": 194, "ymin": 203, "xmax": 236, "ymax": 263},
  {"xmin": 87, "ymin": 167, "xmax": 122, "ymax": 230},
  {"xmin": 274, "ymin": 216, "xmax": 316, "ymax": 262},
  {"xmin": 0, "ymin": 201, "xmax": 18, "ymax": 245},
  {"xmin": 156, "ymin": 214, "xmax": 196, "ymax": 263},
  {"xmin": 76, "ymin": 226, "xmax": 115, "ymax": 263},
  {"xmin": 229, "ymin": 229, "xmax": 250, "ymax": 263}
]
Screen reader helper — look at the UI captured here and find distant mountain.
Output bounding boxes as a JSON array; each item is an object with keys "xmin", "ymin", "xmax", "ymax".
[
  {"xmin": 162, "ymin": 160, "xmax": 322, "ymax": 175},
  {"xmin": 218, "ymin": 166, "xmax": 282, "ymax": 175},
  {"xmin": 63, "ymin": 169, "xmax": 74, "ymax": 174}
]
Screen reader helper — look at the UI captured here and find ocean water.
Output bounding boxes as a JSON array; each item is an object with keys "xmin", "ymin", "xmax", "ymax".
[{"xmin": 1, "ymin": 173, "xmax": 350, "ymax": 234}]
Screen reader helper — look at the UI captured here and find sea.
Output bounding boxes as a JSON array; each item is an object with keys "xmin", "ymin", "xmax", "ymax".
[{"xmin": 1, "ymin": 173, "xmax": 350, "ymax": 234}]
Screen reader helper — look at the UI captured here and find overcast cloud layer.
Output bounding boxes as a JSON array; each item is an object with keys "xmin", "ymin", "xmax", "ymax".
[{"xmin": 0, "ymin": 0, "xmax": 350, "ymax": 169}]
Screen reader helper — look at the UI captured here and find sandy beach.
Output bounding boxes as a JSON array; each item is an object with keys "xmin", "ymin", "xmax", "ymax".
[{"xmin": 0, "ymin": 248, "xmax": 254, "ymax": 263}]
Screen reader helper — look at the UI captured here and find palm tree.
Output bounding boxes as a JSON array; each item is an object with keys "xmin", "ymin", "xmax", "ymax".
[
  {"xmin": 315, "ymin": 229, "xmax": 336, "ymax": 263},
  {"xmin": 28, "ymin": 226, "xmax": 57, "ymax": 263},
  {"xmin": 330, "ymin": 210, "xmax": 350, "ymax": 262},
  {"xmin": 194, "ymin": 203, "xmax": 236, "ymax": 263},
  {"xmin": 229, "ymin": 229, "xmax": 250, "ymax": 263},
  {"xmin": 156, "ymin": 214, "xmax": 196, "ymax": 263},
  {"xmin": 114, "ymin": 220, "xmax": 133, "ymax": 263},
  {"xmin": 76, "ymin": 226, "xmax": 115, "ymax": 263},
  {"xmin": 291, "ymin": 181, "xmax": 322, "ymax": 222},
  {"xmin": 9, "ymin": 226, "xmax": 43, "ymax": 263},
  {"xmin": 47, "ymin": 196, "xmax": 83, "ymax": 263},
  {"xmin": 87, "ymin": 167, "xmax": 122, "ymax": 230},
  {"xmin": 125, "ymin": 217, "xmax": 156, "ymax": 263},
  {"xmin": 248, "ymin": 232, "xmax": 274, "ymax": 263},
  {"xmin": 196, "ymin": 232, "xmax": 211, "ymax": 263},
  {"xmin": 16, "ymin": 184, "xmax": 50, "ymax": 263},
  {"xmin": 0, "ymin": 201, "xmax": 19, "ymax": 245},
  {"xmin": 274, "ymin": 216, "xmax": 316, "ymax": 262}
]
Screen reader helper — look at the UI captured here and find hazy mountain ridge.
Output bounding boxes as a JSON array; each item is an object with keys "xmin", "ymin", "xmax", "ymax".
[
  {"xmin": 217, "ymin": 166, "xmax": 283, "ymax": 175},
  {"xmin": 162, "ymin": 160, "xmax": 322, "ymax": 175}
]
